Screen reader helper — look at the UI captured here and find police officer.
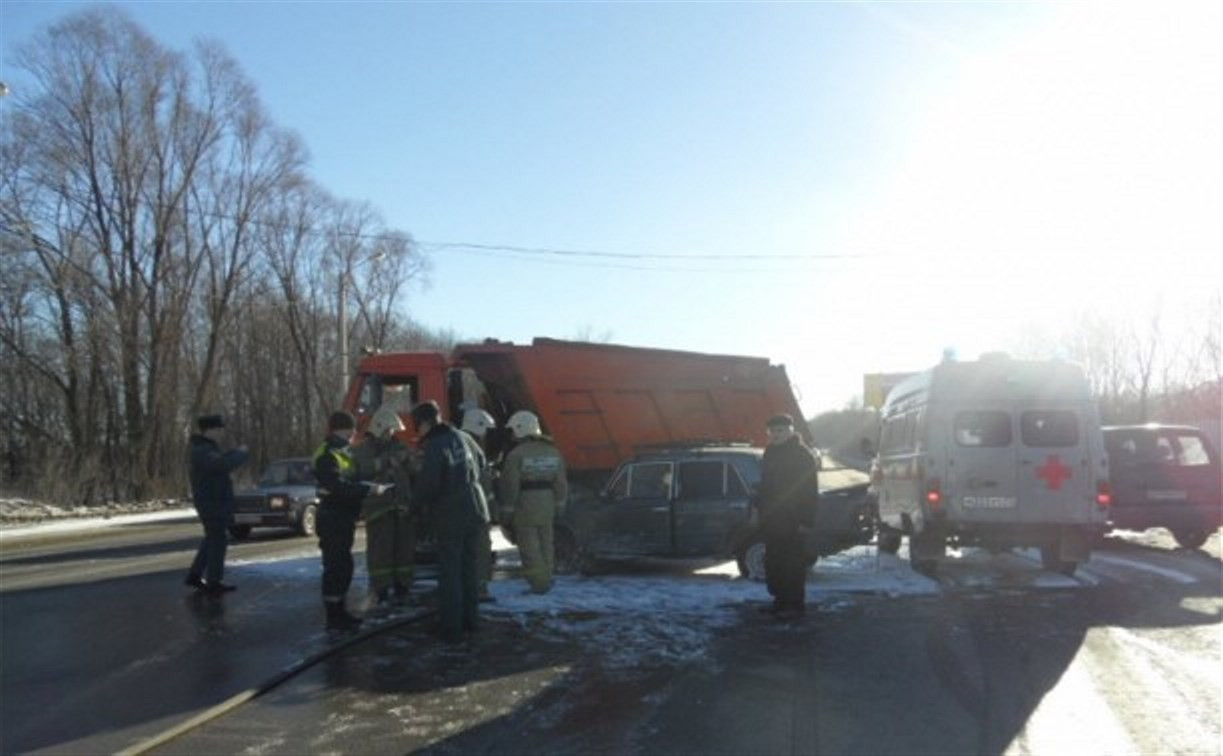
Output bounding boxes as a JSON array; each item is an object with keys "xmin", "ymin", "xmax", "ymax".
[
  {"xmin": 314, "ymin": 410, "xmax": 388, "ymax": 630},
  {"xmin": 352, "ymin": 405, "xmax": 416, "ymax": 607},
  {"xmin": 758, "ymin": 413, "xmax": 820, "ymax": 620},
  {"xmin": 409, "ymin": 401, "xmax": 488, "ymax": 643},
  {"xmin": 461, "ymin": 409, "xmax": 498, "ymax": 602},
  {"xmin": 185, "ymin": 414, "xmax": 249, "ymax": 595},
  {"xmin": 498, "ymin": 410, "xmax": 568, "ymax": 594}
]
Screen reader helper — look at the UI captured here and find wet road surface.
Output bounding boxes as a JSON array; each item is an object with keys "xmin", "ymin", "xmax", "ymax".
[{"xmin": 2, "ymin": 521, "xmax": 1219, "ymax": 755}]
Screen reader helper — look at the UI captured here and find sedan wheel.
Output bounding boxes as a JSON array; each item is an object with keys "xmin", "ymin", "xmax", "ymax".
[
  {"xmin": 553, "ymin": 528, "xmax": 581, "ymax": 576},
  {"xmin": 736, "ymin": 537, "xmax": 767, "ymax": 582},
  {"xmin": 297, "ymin": 504, "xmax": 318, "ymax": 537}
]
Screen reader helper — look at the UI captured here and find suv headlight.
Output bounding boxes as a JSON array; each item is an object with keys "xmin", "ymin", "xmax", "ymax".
[{"xmin": 269, "ymin": 495, "xmax": 288, "ymax": 509}]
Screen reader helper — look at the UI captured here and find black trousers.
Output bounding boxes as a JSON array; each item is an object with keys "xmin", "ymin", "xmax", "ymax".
[
  {"xmin": 435, "ymin": 520, "xmax": 483, "ymax": 640},
  {"xmin": 318, "ymin": 504, "xmax": 359, "ymax": 604},
  {"xmin": 764, "ymin": 531, "xmax": 807, "ymax": 609},
  {"xmin": 189, "ymin": 514, "xmax": 229, "ymax": 584}
]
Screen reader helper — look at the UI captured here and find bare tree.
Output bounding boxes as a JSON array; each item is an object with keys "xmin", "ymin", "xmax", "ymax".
[{"xmin": 2, "ymin": 8, "xmax": 435, "ymax": 502}]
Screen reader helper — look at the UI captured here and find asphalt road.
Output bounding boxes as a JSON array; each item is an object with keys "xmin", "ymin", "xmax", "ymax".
[
  {"xmin": 0, "ymin": 519, "xmax": 374, "ymax": 755},
  {"xmin": 155, "ymin": 534, "xmax": 1221, "ymax": 756},
  {"xmin": 1, "ymin": 521, "xmax": 1219, "ymax": 755}
]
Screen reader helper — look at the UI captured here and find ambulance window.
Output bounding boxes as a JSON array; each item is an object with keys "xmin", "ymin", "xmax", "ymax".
[
  {"xmin": 954, "ymin": 411, "xmax": 1011, "ymax": 447},
  {"xmin": 1021, "ymin": 411, "xmax": 1079, "ymax": 447}
]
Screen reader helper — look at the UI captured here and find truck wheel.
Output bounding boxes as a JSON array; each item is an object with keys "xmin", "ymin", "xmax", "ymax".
[
  {"xmin": 736, "ymin": 537, "xmax": 767, "ymax": 582},
  {"xmin": 227, "ymin": 525, "xmax": 252, "ymax": 540},
  {"xmin": 1172, "ymin": 527, "xmax": 1208, "ymax": 550},
  {"xmin": 877, "ymin": 531, "xmax": 902, "ymax": 555},
  {"xmin": 297, "ymin": 504, "xmax": 318, "ymax": 537},
  {"xmin": 1040, "ymin": 544, "xmax": 1078, "ymax": 576}
]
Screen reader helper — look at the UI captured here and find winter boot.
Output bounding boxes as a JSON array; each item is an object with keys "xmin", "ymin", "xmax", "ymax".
[{"xmin": 325, "ymin": 603, "xmax": 363, "ymax": 631}]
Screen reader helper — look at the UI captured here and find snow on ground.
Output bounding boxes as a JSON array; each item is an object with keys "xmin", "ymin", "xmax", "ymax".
[{"xmin": 0, "ymin": 497, "xmax": 193, "ymax": 540}]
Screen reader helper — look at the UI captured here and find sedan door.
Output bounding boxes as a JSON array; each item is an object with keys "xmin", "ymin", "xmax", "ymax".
[
  {"xmin": 588, "ymin": 461, "xmax": 673, "ymax": 556},
  {"xmin": 672, "ymin": 460, "xmax": 750, "ymax": 555}
]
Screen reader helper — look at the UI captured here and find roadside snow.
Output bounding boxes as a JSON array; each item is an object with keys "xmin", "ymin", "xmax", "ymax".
[{"xmin": 0, "ymin": 497, "xmax": 192, "ymax": 540}]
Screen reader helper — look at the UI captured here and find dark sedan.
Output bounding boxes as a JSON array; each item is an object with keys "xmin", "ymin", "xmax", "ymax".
[
  {"xmin": 230, "ymin": 458, "xmax": 320, "ymax": 539},
  {"xmin": 548, "ymin": 444, "xmax": 873, "ymax": 579}
]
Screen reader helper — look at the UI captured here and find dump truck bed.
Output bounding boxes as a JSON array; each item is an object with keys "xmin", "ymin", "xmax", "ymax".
[{"xmin": 455, "ymin": 338, "xmax": 809, "ymax": 473}]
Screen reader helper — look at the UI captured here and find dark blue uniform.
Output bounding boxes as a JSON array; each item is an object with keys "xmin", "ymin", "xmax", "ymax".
[
  {"xmin": 414, "ymin": 422, "xmax": 490, "ymax": 641},
  {"xmin": 187, "ymin": 434, "xmax": 249, "ymax": 586}
]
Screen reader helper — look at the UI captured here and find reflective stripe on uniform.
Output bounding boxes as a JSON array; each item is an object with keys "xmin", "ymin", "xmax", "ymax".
[{"xmin": 312, "ymin": 441, "xmax": 356, "ymax": 478}]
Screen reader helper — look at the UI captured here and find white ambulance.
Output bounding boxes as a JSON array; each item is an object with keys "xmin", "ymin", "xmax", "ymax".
[{"xmin": 873, "ymin": 354, "xmax": 1111, "ymax": 575}]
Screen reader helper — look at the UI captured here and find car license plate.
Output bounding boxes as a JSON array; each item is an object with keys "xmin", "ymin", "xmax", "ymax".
[
  {"xmin": 234, "ymin": 514, "xmax": 263, "ymax": 524},
  {"xmin": 1147, "ymin": 489, "xmax": 1188, "ymax": 501},
  {"xmin": 962, "ymin": 496, "xmax": 1017, "ymax": 509}
]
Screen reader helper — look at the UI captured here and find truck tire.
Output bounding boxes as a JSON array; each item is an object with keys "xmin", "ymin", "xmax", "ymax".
[
  {"xmin": 1172, "ymin": 527, "xmax": 1208, "ymax": 550},
  {"xmin": 736, "ymin": 536, "xmax": 768, "ymax": 582}
]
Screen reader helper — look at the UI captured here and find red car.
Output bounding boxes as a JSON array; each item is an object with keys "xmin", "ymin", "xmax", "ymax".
[{"xmin": 1104, "ymin": 424, "xmax": 1222, "ymax": 549}]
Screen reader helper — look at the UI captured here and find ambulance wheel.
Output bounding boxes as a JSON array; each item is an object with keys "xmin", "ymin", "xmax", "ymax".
[
  {"xmin": 1040, "ymin": 544, "xmax": 1078, "ymax": 576},
  {"xmin": 907, "ymin": 531, "xmax": 941, "ymax": 575},
  {"xmin": 1172, "ymin": 527, "xmax": 1208, "ymax": 550}
]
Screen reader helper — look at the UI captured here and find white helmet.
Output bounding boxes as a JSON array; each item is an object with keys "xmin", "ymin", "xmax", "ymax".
[
  {"xmin": 369, "ymin": 406, "xmax": 405, "ymax": 438},
  {"xmin": 507, "ymin": 410, "xmax": 541, "ymax": 439},
  {"xmin": 461, "ymin": 409, "xmax": 496, "ymax": 438}
]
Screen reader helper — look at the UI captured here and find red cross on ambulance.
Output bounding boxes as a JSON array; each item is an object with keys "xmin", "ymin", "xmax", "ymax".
[{"xmin": 1035, "ymin": 454, "xmax": 1073, "ymax": 490}]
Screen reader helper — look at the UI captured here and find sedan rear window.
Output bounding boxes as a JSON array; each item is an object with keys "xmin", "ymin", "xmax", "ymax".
[
  {"xmin": 954, "ymin": 411, "xmax": 1012, "ymax": 447},
  {"xmin": 1021, "ymin": 411, "xmax": 1079, "ymax": 447}
]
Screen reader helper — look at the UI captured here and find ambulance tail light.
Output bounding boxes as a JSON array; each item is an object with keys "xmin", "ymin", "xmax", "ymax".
[
  {"xmin": 925, "ymin": 478, "xmax": 942, "ymax": 511},
  {"xmin": 1095, "ymin": 480, "xmax": 1112, "ymax": 509}
]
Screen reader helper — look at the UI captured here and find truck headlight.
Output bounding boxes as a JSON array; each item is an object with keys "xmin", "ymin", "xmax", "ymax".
[{"xmin": 269, "ymin": 495, "xmax": 288, "ymax": 509}]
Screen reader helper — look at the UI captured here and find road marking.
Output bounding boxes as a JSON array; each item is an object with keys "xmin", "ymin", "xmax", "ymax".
[{"xmin": 1090, "ymin": 554, "xmax": 1198, "ymax": 584}]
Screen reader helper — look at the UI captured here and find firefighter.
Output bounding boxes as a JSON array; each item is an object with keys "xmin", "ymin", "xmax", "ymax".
[
  {"xmin": 352, "ymin": 404, "xmax": 416, "ymax": 607},
  {"xmin": 409, "ymin": 400, "xmax": 488, "ymax": 643},
  {"xmin": 461, "ymin": 408, "xmax": 498, "ymax": 602},
  {"xmin": 314, "ymin": 410, "xmax": 388, "ymax": 630},
  {"xmin": 498, "ymin": 410, "xmax": 568, "ymax": 594}
]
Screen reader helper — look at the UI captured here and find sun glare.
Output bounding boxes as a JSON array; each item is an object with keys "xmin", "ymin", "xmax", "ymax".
[{"xmin": 842, "ymin": 3, "xmax": 1221, "ymax": 359}]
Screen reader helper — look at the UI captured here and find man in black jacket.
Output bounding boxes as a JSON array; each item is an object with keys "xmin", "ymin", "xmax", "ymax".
[
  {"xmin": 758, "ymin": 413, "xmax": 820, "ymax": 620},
  {"xmin": 410, "ymin": 401, "xmax": 489, "ymax": 643},
  {"xmin": 186, "ymin": 414, "xmax": 249, "ymax": 595}
]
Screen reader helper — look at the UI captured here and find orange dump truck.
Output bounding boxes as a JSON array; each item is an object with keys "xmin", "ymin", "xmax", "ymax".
[{"xmin": 342, "ymin": 337, "xmax": 809, "ymax": 486}]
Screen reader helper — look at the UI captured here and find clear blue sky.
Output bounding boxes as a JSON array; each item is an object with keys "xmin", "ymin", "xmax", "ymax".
[{"xmin": 3, "ymin": 1, "xmax": 1220, "ymax": 416}]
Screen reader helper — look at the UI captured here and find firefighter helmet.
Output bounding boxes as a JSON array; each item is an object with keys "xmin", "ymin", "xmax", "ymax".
[
  {"xmin": 369, "ymin": 406, "xmax": 405, "ymax": 438},
  {"xmin": 507, "ymin": 410, "xmax": 541, "ymax": 439},
  {"xmin": 461, "ymin": 409, "xmax": 496, "ymax": 438}
]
